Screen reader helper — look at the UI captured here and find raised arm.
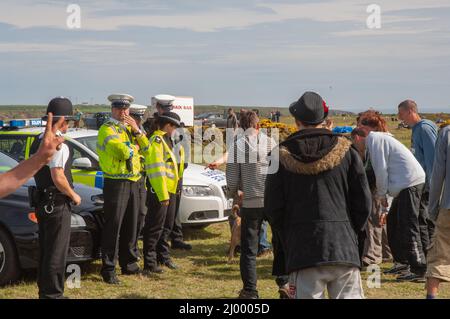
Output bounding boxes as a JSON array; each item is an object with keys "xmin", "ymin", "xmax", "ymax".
[{"xmin": 0, "ymin": 113, "xmax": 65, "ymax": 198}]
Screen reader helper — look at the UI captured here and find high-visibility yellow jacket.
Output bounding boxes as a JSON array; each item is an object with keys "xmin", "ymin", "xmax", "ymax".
[
  {"xmin": 145, "ymin": 129, "xmax": 185, "ymax": 202},
  {"xmin": 97, "ymin": 119, "xmax": 150, "ymax": 181}
]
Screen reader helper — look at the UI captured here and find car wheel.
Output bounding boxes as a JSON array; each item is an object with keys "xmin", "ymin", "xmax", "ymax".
[{"xmin": 0, "ymin": 229, "xmax": 21, "ymax": 286}]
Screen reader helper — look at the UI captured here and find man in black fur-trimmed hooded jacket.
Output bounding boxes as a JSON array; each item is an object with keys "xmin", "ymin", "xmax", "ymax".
[{"xmin": 265, "ymin": 91, "xmax": 372, "ymax": 299}]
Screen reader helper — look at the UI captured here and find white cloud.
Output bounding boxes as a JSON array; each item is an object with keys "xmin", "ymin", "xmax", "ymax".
[
  {"xmin": 0, "ymin": 0, "xmax": 449, "ymax": 32},
  {"xmin": 204, "ymin": 42, "xmax": 450, "ymax": 67},
  {"xmin": 332, "ymin": 27, "xmax": 436, "ymax": 37},
  {"xmin": 0, "ymin": 41, "xmax": 135, "ymax": 53},
  {"xmin": 0, "ymin": 43, "xmax": 69, "ymax": 53}
]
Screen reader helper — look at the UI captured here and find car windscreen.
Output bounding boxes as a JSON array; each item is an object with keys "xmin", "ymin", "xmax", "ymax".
[
  {"xmin": 195, "ymin": 113, "xmax": 211, "ymax": 119},
  {"xmin": 74, "ymin": 136, "xmax": 98, "ymax": 154},
  {"xmin": 0, "ymin": 151, "xmax": 18, "ymax": 172}
]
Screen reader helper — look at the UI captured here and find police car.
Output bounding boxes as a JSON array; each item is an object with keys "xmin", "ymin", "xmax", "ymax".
[{"xmin": 0, "ymin": 119, "xmax": 232, "ymax": 227}]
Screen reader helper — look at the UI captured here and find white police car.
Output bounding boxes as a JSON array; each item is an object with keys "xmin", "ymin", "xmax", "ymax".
[{"xmin": 0, "ymin": 119, "xmax": 232, "ymax": 227}]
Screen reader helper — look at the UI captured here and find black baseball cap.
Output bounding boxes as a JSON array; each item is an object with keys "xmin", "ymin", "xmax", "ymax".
[{"xmin": 42, "ymin": 97, "xmax": 76, "ymax": 121}]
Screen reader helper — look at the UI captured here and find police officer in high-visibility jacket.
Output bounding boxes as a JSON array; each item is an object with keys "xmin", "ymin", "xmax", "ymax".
[
  {"xmin": 128, "ymin": 103, "xmax": 149, "ymax": 258},
  {"xmin": 97, "ymin": 94, "xmax": 150, "ymax": 284},
  {"xmin": 142, "ymin": 111, "xmax": 184, "ymax": 274},
  {"xmin": 142, "ymin": 94, "xmax": 176, "ymax": 136},
  {"xmin": 143, "ymin": 94, "xmax": 192, "ymax": 250},
  {"xmin": 170, "ymin": 124, "xmax": 191, "ymax": 250}
]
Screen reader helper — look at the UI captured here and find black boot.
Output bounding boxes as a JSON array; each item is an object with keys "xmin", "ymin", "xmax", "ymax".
[{"xmin": 171, "ymin": 241, "xmax": 192, "ymax": 251}]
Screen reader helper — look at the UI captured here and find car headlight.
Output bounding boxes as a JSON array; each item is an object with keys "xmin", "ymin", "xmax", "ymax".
[
  {"xmin": 182, "ymin": 186, "xmax": 214, "ymax": 197},
  {"xmin": 71, "ymin": 214, "xmax": 87, "ymax": 228}
]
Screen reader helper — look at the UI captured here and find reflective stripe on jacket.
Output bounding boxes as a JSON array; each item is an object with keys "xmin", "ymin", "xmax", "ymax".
[
  {"xmin": 97, "ymin": 120, "xmax": 149, "ymax": 182},
  {"xmin": 145, "ymin": 129, "xmax": 184, "ymax": 201}
]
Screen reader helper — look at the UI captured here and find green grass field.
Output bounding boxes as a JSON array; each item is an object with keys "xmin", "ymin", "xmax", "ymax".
[
  {"xmin": 1, "ymin": 106, "xmax": 449, "ymax": 299},
  {"xmin": 1, "ymin": 223, "xmax": 449, "ymax": 299}
]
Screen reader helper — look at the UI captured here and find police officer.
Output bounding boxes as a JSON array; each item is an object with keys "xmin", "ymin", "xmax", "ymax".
[
  {"xmin": 143, "ymin": 95, "xmax": 192, "ymax": 251},
  {"xmin": 143, "ymin": 94, "xmax": 176, "ymax": 136},
  {"xmin": 129, "ymin": 104, "xmax": 149, "ymax": 258},
  {"xmin": 171, "ymin": 122, "xmax": 190, "ymax": 250},
  {"xmin": 142, "ymin": 112, "xmax": 184, "ymax": 274},
  {"xmin": 29, "ymin": 97, "xmax": 81, "ymax": 299},
  {"xmin": 97, "ymin": 94, "xmax": 150, "ymax": 284}
]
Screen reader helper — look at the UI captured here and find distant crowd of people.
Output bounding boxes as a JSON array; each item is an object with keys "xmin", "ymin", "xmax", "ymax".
[
  {"xmin": 269, "ymin": 110, "xmax": 281, "ymax": 122},
  {"xmin": 226, "ymin": 108, "xmax": 282, "ymax": 132}
]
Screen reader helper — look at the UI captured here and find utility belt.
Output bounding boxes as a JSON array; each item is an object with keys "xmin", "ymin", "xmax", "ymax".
[{"xmin": 28, "ymin": 186, "xmax": 71, "ymax": 214}]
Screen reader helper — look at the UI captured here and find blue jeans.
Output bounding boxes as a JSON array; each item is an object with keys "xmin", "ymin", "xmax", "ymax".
[{"xmin": 258, "ymin": 220, "xmax": 272, "ymax": 253}]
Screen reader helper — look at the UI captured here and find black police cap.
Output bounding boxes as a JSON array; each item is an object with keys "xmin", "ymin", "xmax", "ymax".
[
  {"xmin": 158, "ymin": 111, "xmax": 181, "ymax": 127},
  {"xmin": 42, "ymin": 97, "xmax": 76, "ymax": 121},
  {"xmin": 111, "ymin": 100, "xmax": 131, "ymax": 109}
]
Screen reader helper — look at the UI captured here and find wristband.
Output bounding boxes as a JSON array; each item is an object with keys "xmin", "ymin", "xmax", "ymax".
[{"xmin": 133, "ymin": 129, "xmax": 143, "ymax": 137}]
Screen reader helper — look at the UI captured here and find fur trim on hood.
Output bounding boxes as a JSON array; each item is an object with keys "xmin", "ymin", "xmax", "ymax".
[{"xmin": 279, "ymin": 137, "xmax": 352, "ymax": 175}]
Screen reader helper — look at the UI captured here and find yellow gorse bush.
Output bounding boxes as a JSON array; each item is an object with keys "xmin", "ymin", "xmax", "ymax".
[{"xmin": 440, "ymin": 120, "xmax": 450, "ymax": 129}]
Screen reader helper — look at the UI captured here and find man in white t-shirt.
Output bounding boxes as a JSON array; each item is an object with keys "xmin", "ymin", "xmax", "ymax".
[{"xmin": 30, "ymin": 97, "xmax": 81, "ymax": 299}]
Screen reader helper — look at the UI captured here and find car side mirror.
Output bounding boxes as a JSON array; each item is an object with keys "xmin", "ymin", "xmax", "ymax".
[{"xmin": 73, "ymin": 157, "xmax": 92, "ymax": 169}]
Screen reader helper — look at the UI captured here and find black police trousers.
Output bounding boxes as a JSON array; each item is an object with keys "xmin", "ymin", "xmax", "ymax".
[
  {"xmin": 387, "ymin": 184, "xmax": 427, "ymax": 275},
  {"xmin": 142, "ymin": 189, "xmax": 176, "ymax": 268},
  {"xmin": 170, "ymin": 179, "xmax": 184, "ymax": 244},
  {"xmin": 36, "ymin": 200, "xmax": 71, "ymax": 299},
  {"xmin": 101, "ymin": 178, "xmax": 140, "ymax": 276},
  {"xmin": 134, "ymin": 176, "xmax": 147, "ymax": 257}
]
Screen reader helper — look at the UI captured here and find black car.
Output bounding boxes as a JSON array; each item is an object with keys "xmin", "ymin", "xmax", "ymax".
[
  {"xmin": 195, "ymin": 112, "xmax": 228, "ymax": 128},
  {"xmin": 0, "ymin": 151, "xmax": 104, "ymax": 286}
]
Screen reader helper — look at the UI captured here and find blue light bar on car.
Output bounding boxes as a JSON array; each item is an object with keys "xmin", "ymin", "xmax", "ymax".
[
  {"xmin": 9, "ymin": 120, "xmax": 26, "ymax": 127},
  {"xmin": 0, "ymin": 119, "xmax": 45, "ymax": 129}
]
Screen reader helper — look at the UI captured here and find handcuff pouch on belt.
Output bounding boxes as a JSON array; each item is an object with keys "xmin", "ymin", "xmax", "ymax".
[
  {"xmin": 28, "ymin": 186, "xmax": 40, "ymax": 209},
  {"xmin": 28, "ymin": 186, "xmax": 67, "ymax": 214}
]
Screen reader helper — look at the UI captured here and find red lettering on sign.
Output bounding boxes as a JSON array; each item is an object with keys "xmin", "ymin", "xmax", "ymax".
[{"xmin": 172, "ymin": 105, "xmax": 192, "ymax": 110}]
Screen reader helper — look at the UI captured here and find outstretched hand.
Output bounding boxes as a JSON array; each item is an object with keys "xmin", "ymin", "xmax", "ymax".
[
  {"xmin": 206, "ymin": 162, "xmax": 220, "ymax": 170},
  {"xmin": 35, "ymin": 113, "xmax": 65, "ymax": 163}
]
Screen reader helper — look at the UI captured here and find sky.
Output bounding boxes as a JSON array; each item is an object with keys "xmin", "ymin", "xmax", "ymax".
[{"xmin": 0, "ymin": 0, "xmax": 449, "ymax": 112}]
